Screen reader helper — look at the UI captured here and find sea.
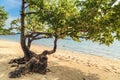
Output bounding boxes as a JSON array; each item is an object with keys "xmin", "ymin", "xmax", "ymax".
[{"xmin": 0, "ymin": 34, "xmax": 120, "ymax": 60}]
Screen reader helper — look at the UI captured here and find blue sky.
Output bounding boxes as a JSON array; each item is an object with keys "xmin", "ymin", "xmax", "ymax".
[
  {"xmin": 0, "ymin": 0, "xmax": 120, "ymax": 28},
  {"xmin": 0, "ymin": 0, "xmax": 21, "ymax": 28}
]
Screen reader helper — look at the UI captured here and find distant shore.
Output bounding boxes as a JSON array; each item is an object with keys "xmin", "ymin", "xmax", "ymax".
[{"xmin": 0, "ymin": 40, "xmax": 120, "ymax": 80}]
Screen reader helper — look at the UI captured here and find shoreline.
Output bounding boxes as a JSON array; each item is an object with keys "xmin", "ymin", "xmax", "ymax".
[
  {"xmin": 0, "ymin": 35, "xmax": 120, "ymax": 60},
  {"xmin": 1, "ymin": 39, "xmax": 120, "ymax": 61},
  {"xmin": 0, "ymin": 40, "xmax": 120, "ymax": 80}
]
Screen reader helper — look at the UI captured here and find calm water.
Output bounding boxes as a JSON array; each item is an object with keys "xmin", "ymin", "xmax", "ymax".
[{"xmin": 0, "ymin": 34, "xmax": 120, "ymax": 60}]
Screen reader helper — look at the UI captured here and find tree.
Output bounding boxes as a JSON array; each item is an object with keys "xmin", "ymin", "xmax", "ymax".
[
  {"xmin": 0, "ymin": 6, "xmax": 8, "ymax": 34},
  {"xmin": 8, "ymin": 0, "xmax": 120, "ymax": 78}
]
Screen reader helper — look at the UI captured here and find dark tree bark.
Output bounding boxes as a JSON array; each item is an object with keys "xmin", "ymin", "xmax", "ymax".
[
  {"xmin": 20, "ymin": 0, "xmax": 30, "ymax": 59},
  {"xmin": 27, "ymin": 37, "xmax": 32, "ymax": 49},
  {"xmin": 9, "ymin": 51, "xmax": 48, "ymax": 78}
]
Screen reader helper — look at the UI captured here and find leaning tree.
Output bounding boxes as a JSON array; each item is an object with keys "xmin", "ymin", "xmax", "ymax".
[{"xmin": 9, "ymin": 0, "xmax": 120, "ymax": 78}]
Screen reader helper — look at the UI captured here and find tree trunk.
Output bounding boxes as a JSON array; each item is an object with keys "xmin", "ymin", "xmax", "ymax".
[
  {"xmin": 27, "ymin": 37, "xmax": 32, "ymax": 49},
  {"xmin": 20, "ymin": 0, "xmax": 32, "ymax": 60}
]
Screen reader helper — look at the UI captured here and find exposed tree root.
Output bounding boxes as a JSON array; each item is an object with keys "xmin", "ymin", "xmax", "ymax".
[
  {"xmin": 9, "ymin": 57, "xmax": 26, "ymax": 64},
  {"xmin": 8, "ymin": 50, "xmax": 38, "ymax": 64},
  {"xmin": 8, "ymin": 51, "xmax": 48, "ymax": 78}
]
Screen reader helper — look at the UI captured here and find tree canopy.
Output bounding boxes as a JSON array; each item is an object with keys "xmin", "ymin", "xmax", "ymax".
[
  {"xmin": 75, "ymin": 0, "xmax": 120, "ymax": 45},
  {"xmin": 10, "ymin": 0, "xmax": 120, "ymax": 46},
  {"xmin": 0, "ymin": 6, "xmax": 8, "ymax": 34},
  {"xmin": 22, "ymin": 0, "xmax": 119, "ymax": 46}
]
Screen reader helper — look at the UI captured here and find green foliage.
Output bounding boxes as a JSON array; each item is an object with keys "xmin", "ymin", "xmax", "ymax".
[
  {"xmin": 16, "ymin": 0, "xmax": 120, "ymax": 46},
  {"xmin": 26, "ymin": 0, "xmax": 79, "ymax": 39},
  {"xmin": 73, "ymin": 0, "xmax": 120, "ymax": 46},
  {"xmin": 25, "ymin": 14, "xmax": 44, "ymax": 32},
  {"xmin": 0, "ymin": 6, "xmax": 8, "ymax": 34}
]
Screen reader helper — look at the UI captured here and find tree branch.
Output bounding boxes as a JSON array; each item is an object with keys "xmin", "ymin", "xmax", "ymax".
[
  {"xmin": 47, "ymin": 34, "xmax": 58, "ymax": 55},
  {"xmin": 24, "ymin": 12, "xmax": 38, "ymax": 15},
  {"xmin": 31, "ymin": 36, "xmax": 50, "ymax": 41},
  {"xmin": 25, "ymin": 32, "xmax": 52, "ymax": 49},
  {"xmin": 26, "ymin": 32, "xmax": 52, "ymax": 38}
]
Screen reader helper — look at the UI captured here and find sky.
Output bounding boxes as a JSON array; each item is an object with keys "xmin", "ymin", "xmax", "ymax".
[
  {"xmin": 0, "ymin": 0, "xmax": 120, "ymax": 28},
  {"xmin": 0, "ymin": 0, "xmax": 21, "ymax": 28}
]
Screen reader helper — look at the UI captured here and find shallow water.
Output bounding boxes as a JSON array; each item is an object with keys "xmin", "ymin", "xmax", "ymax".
[{"xmin": 0, "ymin": 34, "xmax": 120, "ymax": 60}]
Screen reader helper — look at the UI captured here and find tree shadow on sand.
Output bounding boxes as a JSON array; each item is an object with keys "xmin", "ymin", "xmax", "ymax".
[
  {"xmin": 48, "ymin": 65, "xmax": 100, "ymax": 80},
  {"xmin": 0, "ymin": 55, "xmax": 100, "ymax": 80}
]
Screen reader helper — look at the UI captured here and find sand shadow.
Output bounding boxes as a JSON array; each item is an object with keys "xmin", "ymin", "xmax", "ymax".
[
  {"xmin": 0, "ymin": 62, "xmax": 100, "ymax": 80},
  {"xmin": 48, "ymin": 65, "xmax": 99, "ymax": 80}
]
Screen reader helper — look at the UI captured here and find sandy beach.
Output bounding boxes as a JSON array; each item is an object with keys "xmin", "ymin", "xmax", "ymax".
[{"xmin": 0, "ymin": 40, "xmax": 120, "ymax": 80}]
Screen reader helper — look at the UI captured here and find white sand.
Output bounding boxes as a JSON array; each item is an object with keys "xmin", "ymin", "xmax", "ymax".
[{"xmin": 0, "ymin": 40, "xmax": 120, "ymax": 80}]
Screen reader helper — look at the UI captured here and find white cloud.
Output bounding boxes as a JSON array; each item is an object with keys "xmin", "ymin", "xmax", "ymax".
[{"xmin": 5, "ymin": 16, "xmax": 19, "ymax": 28}]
